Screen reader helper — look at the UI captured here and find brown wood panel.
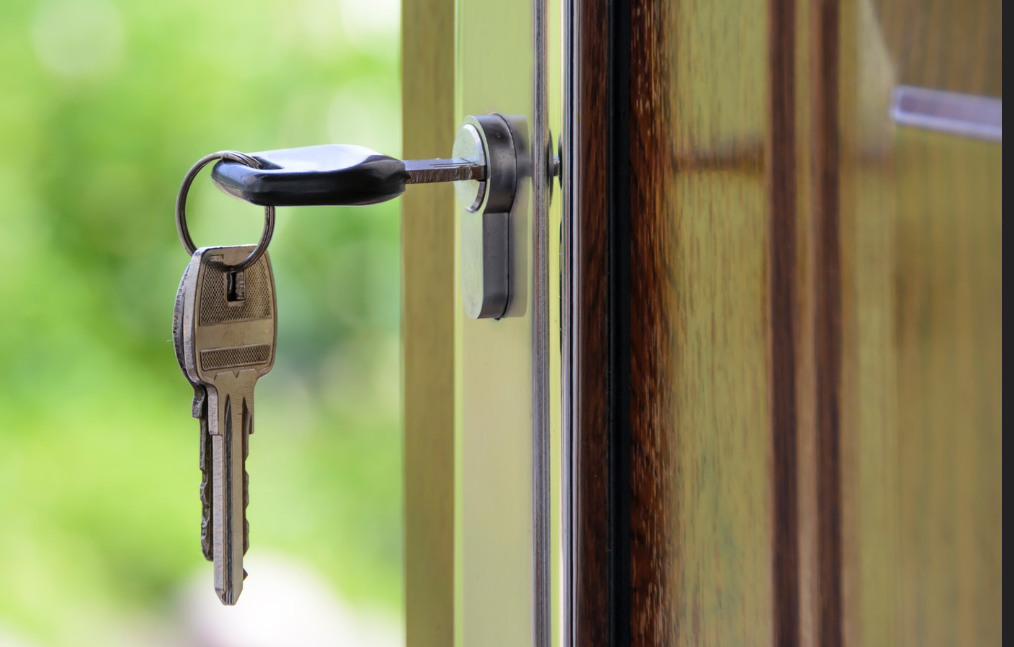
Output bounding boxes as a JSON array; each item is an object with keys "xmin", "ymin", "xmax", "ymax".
[
  {"xmin": 628, "ymin": 0, "xmax": 780, "ymax": 643},
  {"xmin": 835, "ymin": 1, "xmax": 1003, "ymax": 645},
  {"xmin": 401, "ymin": 0, "xmax": 455, "ymax": 644},
  {"xmin": 572, "ymin": 0, "xmax": 818, "ymax": 643},
  {"xmin": 570, "ymin": 0, "xmax": 1000, "ymax": 645},
  {"xmin": 892, "ymin": 130, "xmax": 1002, "ymax": 647},
  {"xmin": 874, "ymin": 0, "xmax": 1003, "ymax": 96},
  {"xmin": 835, "ymin": 4, "xmax": 899, "ymax": 646}
]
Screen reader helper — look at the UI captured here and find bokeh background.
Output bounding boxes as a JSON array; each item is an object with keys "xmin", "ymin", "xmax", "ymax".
[{"xmin": 1, "ymin": 0, "xmax": 403, "ymax": 645}]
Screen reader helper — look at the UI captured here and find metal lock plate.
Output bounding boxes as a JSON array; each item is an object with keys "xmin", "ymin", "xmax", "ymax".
[{"xmin": 454, "ymin": 114, "xmax": 522, "ymax": 319}]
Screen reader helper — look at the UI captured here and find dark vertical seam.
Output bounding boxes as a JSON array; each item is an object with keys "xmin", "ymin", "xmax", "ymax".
[
  {"xmin": 814, "ymin": 0, "xmax": 844, "ymax": 644},
  {"xmin": 768, "ymin": 0, "xmax": 801, "ymax": 643},
  {"xmin": 607, "ymin": 0, "xmax": 633, "ymax": 644}
]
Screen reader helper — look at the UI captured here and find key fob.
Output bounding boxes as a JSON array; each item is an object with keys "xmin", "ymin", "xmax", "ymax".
[{"xmin": 211, "ymin": 145, "xmax": 408, "ymax": 207}]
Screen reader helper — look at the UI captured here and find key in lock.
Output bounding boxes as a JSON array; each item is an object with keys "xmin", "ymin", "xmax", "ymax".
[{"xmin": 211, "ymin": 114, "xmax": 549, "ymax": 320}]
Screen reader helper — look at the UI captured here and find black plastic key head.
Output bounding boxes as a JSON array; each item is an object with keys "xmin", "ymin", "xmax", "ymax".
[{"xmin": 211, "ymin": 144, "xmax": 409, "ymax": 207}]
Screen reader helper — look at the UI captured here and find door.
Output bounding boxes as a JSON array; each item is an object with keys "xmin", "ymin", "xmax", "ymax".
[
  {"xmin": 402, "ymin": 0, "xmax": 1002, "ymax": 645},
  {"xmin": 566, "ymin": 0, "xmax": 1002, "ymax": 644}
]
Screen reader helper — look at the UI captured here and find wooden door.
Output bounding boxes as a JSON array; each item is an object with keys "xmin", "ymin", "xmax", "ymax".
[
  {"xmin": 566, "ymin": 0, "xmax": 1001, "ymax": 645},
  {"xmin": 403, "ymin": 0, "xmax": 1002, "ymax": 645}
]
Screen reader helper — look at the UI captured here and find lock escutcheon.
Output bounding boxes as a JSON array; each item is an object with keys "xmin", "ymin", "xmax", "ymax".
[{"xmin": 453, "ymin": 114, "xmax": 520, "ymax": 320}]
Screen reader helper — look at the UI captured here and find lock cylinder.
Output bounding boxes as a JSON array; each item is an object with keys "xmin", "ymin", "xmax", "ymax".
[{"xmin": 453, "ymin": 114, "xmax": 521, "ymax": 320}]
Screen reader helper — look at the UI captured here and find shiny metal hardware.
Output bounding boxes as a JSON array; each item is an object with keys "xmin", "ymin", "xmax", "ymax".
[{"xmin": 454, "ymin": 114, "xmax": 522, "ymax": 320}]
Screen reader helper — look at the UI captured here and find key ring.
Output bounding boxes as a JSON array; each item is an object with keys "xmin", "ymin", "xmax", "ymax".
[{"xmin": 176, "ymin": 150, "xmax": 275, "ymax": 271}]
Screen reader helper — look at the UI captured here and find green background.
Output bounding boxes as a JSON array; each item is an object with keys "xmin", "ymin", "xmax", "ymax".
[{"xmin": 1, "ymin": 0, "xmax": 403, "ymax": 644}]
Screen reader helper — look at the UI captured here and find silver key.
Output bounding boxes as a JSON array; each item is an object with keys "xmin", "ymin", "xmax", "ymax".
[
  {"xmin": 175, "ymin": 245, "xmax": 277, "ymax": 605},
  {"xmin": 173, "ymin": 263, "xmax": 215, "ymax": 562}
]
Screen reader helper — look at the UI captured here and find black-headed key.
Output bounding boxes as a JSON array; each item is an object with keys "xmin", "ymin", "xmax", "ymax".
[{"xmin": 210, "ymin": 144, "xmax": 485, "ymax": 207}]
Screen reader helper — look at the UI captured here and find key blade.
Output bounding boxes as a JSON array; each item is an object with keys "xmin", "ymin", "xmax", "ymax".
[
  {"xmin": 208, "ymin": 382, "xmax": 252, "ymax": 605},
  {"xmin": 404, "ymin": 158, "xmax": 486, "ymax": 184}
]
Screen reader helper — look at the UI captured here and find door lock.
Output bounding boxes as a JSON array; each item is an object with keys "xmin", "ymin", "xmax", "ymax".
[{"xmin": 211, "ymin": 114, "xmax": 530, "ymax": 319}]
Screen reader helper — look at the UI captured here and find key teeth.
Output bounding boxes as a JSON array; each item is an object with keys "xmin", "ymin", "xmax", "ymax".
[
  {"xmin": 191, "ymin": 386, "xmax": 207, "ymax": 419},
  {"xmin": 201, "ymin": 523, "xmax": 213, "ymax": 562},
  {"xmin": 200, "ymin": 418, "xmax": 214, "ymax": 562}
]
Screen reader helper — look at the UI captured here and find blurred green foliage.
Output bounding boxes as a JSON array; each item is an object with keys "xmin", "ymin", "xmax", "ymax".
[{"xmin": 1, "ymin": 0, "xmax": 403, "ymax": 643}]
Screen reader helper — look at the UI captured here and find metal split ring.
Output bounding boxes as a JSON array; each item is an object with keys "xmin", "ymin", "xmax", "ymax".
[{"xmin": 175, "ymin": 150, "xmax": 275, "ymax": 271}]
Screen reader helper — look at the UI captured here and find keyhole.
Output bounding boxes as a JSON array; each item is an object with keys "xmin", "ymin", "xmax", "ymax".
[{"xmin": 227, "ymin": 270, "xmax": 246, "ymax": 302}]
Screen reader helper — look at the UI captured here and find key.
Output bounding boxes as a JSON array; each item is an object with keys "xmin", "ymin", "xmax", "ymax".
[
  {"xmin": 173, "ymin": 262, "xmax": 214, "ymax": 562},
  {"xmin": 176, "ymin": 244, "xmax": 277, "ymax": 605},
  {"xmin": 208, "ymin": 116, "xmax": 525, "ymax": 320},
  {"xmin": 210, "ymin": 144, "xmax": 486, "ymax": 207}
]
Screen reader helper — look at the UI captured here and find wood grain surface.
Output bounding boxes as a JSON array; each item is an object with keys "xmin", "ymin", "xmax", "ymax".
[
  {"xmin": 630, "ymin": 0, "xmax": 786, "ymax": 642},
  {"xmin": 570, "ymin": 0, "xmax": 1001, "ymax": 645},
  {"xmin": 401, "ymin": 0, "xmax": 455, "ymax": 644},
  {"xmin": 570, "ymin": 0, "xmax": 614, "ymax": 642},
  {"xmin": 837, "ymin": 1, "xmax": 1002, "ymax": 645}
]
